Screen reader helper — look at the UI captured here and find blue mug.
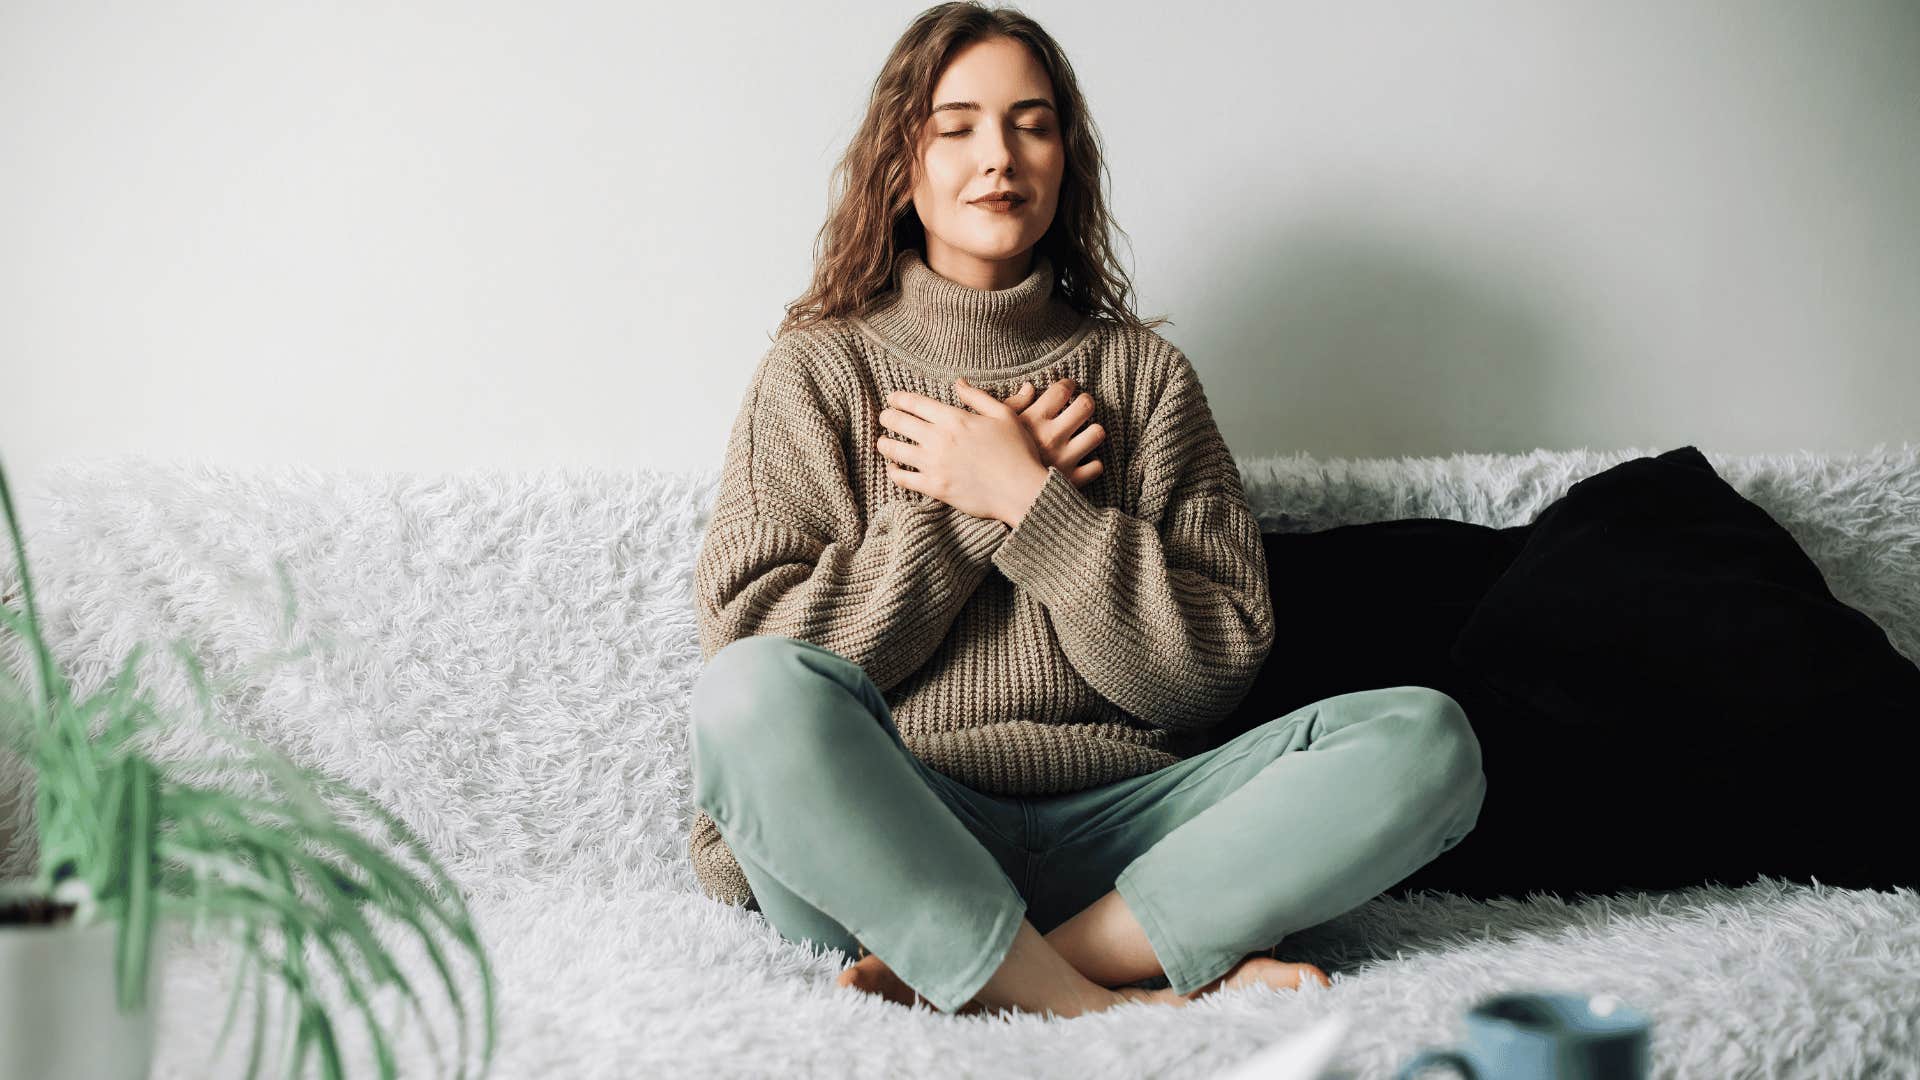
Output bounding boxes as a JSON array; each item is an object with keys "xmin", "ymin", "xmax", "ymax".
[{"xmin": 1396, "ymin": 991, "xmax": 1651, "ymax": 1079}]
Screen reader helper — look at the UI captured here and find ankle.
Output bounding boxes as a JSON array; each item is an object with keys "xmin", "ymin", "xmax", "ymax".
[{"xmin": 1063, "ymin": 984, "xmax": 1124, "ymax": 1017}]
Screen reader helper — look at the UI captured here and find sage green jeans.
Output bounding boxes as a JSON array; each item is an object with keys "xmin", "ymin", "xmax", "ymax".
[{"xmin": 690, "ymin": 634, "xmax": 1486, "ymax": 1015}]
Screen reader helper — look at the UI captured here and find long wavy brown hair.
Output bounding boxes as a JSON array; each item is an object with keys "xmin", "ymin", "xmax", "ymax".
[{"xmin": 773, "ymin": 2, "xmax": 1170, "ymax": 341}]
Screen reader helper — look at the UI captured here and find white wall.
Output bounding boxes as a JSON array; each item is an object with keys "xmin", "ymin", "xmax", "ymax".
[{"xmin": 5, "ymin": 0, "xmax": 1917, "ymax": 526}]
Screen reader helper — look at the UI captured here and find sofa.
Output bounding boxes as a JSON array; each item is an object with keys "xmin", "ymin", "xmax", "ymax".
[{"xmin": 2, "ymin": 445, "xmax": 1916, "ymax": 1078}]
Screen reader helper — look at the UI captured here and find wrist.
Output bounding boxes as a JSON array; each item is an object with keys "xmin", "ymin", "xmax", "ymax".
[{"xmin": 1003, "ymin": 464, "xmax": 1052, "ymax": 530}]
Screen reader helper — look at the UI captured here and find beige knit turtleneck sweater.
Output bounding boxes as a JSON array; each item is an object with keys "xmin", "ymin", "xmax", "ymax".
[{"xmin": 688, "ymin": 247, "xmax": 1273, "ymax": 909}]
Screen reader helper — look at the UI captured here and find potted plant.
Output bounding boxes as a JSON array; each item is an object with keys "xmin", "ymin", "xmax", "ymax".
[{"xmin": 0, "ymin": 458, "xmax": 498, "ymax": 1079}]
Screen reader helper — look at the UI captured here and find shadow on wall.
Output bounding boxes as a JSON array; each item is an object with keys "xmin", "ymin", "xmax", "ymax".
[{"xmin": 1193, "ymin": 198, "xmax": 1573, "ymax": 459}]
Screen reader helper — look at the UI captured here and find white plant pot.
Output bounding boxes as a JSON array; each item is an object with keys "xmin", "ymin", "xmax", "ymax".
[{"xmin": 0, "ymin": 878, "xmax": 163, "ymax": 1080}]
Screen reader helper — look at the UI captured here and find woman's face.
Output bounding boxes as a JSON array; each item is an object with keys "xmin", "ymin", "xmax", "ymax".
[{"xmin": 910, "ymin": 36, "xmax": 1064, "ymax": 290}]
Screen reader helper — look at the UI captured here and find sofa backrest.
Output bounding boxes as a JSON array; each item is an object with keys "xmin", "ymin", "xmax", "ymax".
[{"xmin": 2, "ymin": 446, "xmax": 1914, "ymax": 891}]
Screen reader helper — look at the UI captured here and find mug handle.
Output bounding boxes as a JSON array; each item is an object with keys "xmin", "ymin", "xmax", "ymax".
[{"xmin": 1396, "ymin": 1048, "xmax": 1478, "ymax": 1079}]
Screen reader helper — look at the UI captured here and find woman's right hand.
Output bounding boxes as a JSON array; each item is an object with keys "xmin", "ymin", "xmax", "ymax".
[{"xmin": 1003, "ymin": 377, "xmax": 1106, "ymax": 488}]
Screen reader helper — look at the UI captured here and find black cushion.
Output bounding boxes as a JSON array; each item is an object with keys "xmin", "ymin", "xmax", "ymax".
[
  {"xmin": 1439, "ymin": 446, "xmax": 1920, "ymax": 896},
  {"xmin": 1223, "ymin": 446, "xmax": 1920, "ymax": 902},
  {"xmin": 1451, "ymin": 445, "xmax": 1920, "ymax": 736}
]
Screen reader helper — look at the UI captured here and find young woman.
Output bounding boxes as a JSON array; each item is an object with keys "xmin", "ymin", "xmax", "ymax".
[{"xmin": 688, "ymin": 3, "xmax": 1486, "ymax": 1018}]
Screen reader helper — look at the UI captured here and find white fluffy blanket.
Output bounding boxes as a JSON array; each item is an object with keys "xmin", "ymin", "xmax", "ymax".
[{"xmin": 2, "ymin": 446, "xmax": 1916, "ymax": 1078}]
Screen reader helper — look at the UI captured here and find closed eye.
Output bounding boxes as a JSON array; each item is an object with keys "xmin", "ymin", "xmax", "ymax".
[{"xmin": 941, "ymin": 128, "xmax": 1050, "ymax": 137}]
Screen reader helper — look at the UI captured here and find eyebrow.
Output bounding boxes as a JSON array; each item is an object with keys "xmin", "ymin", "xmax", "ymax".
[{"xmin": 932, "ymin": 98, "xmax": 1057, "ymax": 115}]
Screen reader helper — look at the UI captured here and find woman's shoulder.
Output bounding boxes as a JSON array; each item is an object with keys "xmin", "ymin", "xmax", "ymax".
[
  {"xmin": 1080, "ymin": 317, "xmax": 1196, "ymax": 397},
  {"xmin": 1075, "ymin": 313, "xmax": 1177, "ymax": 358},
  {"xmin": 739, "ymin": 319, "xmax": 871, "ymax": 428},
  {"xmin": 759, "ymin": 317, "xmax": 868, "ymax": 373}
]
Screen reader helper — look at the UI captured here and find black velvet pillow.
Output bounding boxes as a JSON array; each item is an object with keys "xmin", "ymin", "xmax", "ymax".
[
  {"xmin": 1220, "ymin": 447, "xmax": 1920, "ymax": 903},
  {"xmin": 1437, "ymin": 446, "xmax": 1920, "ymax": 895},
  {"xmin": 1451, "ymin": 445, "xmax": 1920, "ymax": 736}
]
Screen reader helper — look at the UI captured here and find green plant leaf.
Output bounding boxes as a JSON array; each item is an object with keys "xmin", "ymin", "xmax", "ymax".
[
  {"xmin": 175, "ymin": 793, "xmax": 467, "ymax": 1073},
  {"xmin": 114, "ymin": 756, "xmax": 159, "ymax": 1012},
  {"xmin": 0, "ymin": 458, "xmax": 75, "ymax": 719},
  {"xmin": 168, "ymin": 801, "xmax": 431, "ymax": 1075},
  {"xmin": 208, "ymin": 917, "xmax": 262, "ymax": 1067}
]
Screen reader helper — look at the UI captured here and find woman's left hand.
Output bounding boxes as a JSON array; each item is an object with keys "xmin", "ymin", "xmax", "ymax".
[{"xmin": 877, "ymin": 377, "xmax": 1050, "ymax": 526}]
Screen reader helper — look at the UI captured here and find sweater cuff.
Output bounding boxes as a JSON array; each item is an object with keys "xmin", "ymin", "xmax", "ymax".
[
  {"xmin": 934, "ymin": 497, "xmax": 1013, "ymax": 562},
  {"xmin": 991, "ymin": 466, "xmax": 1108, "ymax": 596}
]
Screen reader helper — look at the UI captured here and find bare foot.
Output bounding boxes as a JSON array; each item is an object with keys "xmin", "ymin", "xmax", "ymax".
[
  {"xmin": 1191, "ymin": 955, "xmax": 1330, "ymax": 1000},
  {"xmin": 836, "ymin": 948, "xmax": 987, "ymax": 1014},
  {"xmin": 1113, "ymin": 955, "xmax": 1332, "ymax": 1009},
  {"xmin": 837, "ymin": 946, "xmax": 1328, "ymax": 1014}
]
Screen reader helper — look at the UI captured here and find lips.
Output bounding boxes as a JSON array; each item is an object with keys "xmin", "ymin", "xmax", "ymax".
[{"xmin": 972, "ymin": 194, "xmax": 1026, "ymax": 205}]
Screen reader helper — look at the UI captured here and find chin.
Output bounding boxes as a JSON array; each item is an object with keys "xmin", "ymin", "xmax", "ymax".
[{"xmin": 965, "ymin": 237, "xmax": 1043, "ymax": 260}]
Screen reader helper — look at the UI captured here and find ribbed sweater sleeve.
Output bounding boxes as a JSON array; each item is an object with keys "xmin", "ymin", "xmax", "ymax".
[
  {"xmin": 693, "ymin": 342, "xmax": 1012, "ymax": 692},
  {"xmin": 988, "ymin": 347, "xmax": 1274, "ymax": 731}
]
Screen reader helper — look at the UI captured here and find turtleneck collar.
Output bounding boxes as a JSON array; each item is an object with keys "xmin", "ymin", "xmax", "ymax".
[{"xmin": 851, "ymin": 247, "xmax": 1093, "ymax": 379}]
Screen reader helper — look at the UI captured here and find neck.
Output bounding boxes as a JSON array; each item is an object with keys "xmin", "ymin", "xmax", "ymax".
[{"xmin": 852, "ymin": 247, "xmax": 1091, "ymax": 378}]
